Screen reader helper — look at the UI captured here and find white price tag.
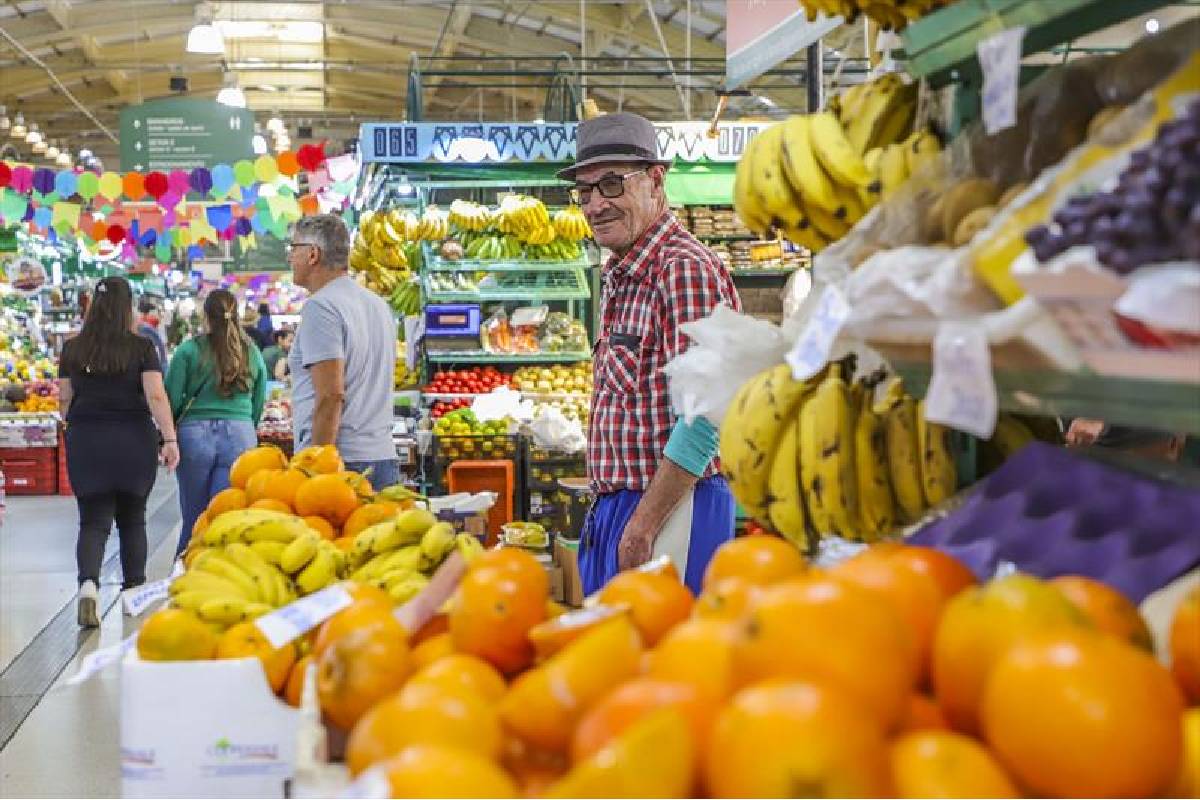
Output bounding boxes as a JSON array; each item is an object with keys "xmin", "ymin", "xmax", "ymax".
[
  {"xmin": 924, "ymin": 322, "xmax": 998, "ymax": 439},
  {"xmin": 404, "ymin": 314, "xmax": 424, "ymax": 372},
  {"xmin": 64, "ymin": 633, "xmax": 138, "ymax": 686},
  {"xmin": 978, "ymin": 26, "xmax": 1027, "ymax": 136},
  {"xmin": 122, "ymin": 578, "xmax": 171, "ymax": 617},
  {"xmin": 254, "ymin": 583, "xmax": 354, "ymax": 649},
  {"xmin": 785, "ymin": 285, "xmax": 850, "ymax": 380}
]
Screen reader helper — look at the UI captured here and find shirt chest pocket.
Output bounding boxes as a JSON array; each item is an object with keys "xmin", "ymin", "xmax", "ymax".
[{"xmin": 599, "ymin": 327, "xmax": 653, "ymax": 395}]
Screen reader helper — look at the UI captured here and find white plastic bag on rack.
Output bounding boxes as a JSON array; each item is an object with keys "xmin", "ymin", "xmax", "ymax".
[
  {"xmin": 528, "ymin": 405, "xmax": 587, "ymax": 454},
  {"xmin": 470, "ymin": 386, "xmax": 531, "ymax": 423},
  {"xmin": 663, "ymin": 304, "xmax": 793, "ymax": 426}
]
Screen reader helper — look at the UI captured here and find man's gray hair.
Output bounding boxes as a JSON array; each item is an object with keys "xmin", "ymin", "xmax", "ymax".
[{"xmin": 292, "ymin": 214, "xmax": 350, "ymax": 269}]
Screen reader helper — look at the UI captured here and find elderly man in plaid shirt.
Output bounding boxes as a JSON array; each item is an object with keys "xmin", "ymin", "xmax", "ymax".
[{"xmin": 559, "ymin": 112, "xmax": 742, "ymax": 594}]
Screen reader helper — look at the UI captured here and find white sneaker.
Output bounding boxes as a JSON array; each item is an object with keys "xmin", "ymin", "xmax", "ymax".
[{"xmin": 77, "ymin": 580, "xmax": 99, "ymax": 627}]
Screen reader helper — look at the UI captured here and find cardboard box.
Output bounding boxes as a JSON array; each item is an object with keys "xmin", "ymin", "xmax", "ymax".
[
  {"xmin": 121, "ymin": 653, "xmax": 298, "ymax": 799},
  {"xmin": 554, "ymin": 537, "xmax": 584, "ymax": 607}
]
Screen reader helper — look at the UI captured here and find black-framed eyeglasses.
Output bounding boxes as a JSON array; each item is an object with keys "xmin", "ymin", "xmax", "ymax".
[
  {"xmin": 285, "ymin": 239, "xmax": 317, "ymax": 253},
  {"xmin": 569, "ymin": 168, "xmax": 648, "ymax": 204}
]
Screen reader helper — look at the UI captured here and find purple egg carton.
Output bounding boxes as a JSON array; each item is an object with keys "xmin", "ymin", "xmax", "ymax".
[{"xmin": 907, "ymin": 443, "xmax": 1200, "ymax": 603}]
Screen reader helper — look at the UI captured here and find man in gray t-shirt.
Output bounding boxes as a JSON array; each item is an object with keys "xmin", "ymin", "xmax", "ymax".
[{"xmin": 286, "ymin": 214, "xmax": 399, "ymax": 490}]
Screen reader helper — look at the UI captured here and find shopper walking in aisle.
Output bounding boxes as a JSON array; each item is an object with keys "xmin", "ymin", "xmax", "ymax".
[
  {"xmin": 288, "ymin": 214, "xmax": 399, "ymax": 491},
  {"xmin": 57, "ymin": 276, "xmax": 180, "ymax": 627},
  {"xmin": 166, "ymin": 289, "xmax": 268, "ymax": 555},
  {"xmin": 262, "ymin": 328, "xmax": 294, "ymax": 381},
  {"xmin": 561, "ymin": 113, "xmax": 742, "ymax": 595},
  {"xmin": 255, "ymin": 301, "xmax": 275, "ymax": 344},
  {"xmin": 136, "ymin": 297, "xmax": 168, "ymax": 367},
  {"xmin": 242, "ymin": 306, "xmax": 272, "ymax": 350}
]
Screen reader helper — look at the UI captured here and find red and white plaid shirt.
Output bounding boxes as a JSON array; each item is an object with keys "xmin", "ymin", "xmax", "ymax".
[{"xmin": 588, "ymin": 211, "xmax": 741, "ymax": 493}]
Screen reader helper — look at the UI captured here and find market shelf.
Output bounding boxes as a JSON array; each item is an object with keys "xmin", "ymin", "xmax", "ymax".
[
  {"xmin": 426, "ymin": 351, "xmax": 593, "ymax": 364},
  {"xmin": 424, "ymin": 267, "xmax": 591, "ymax": 302},
  {"xmin": 901, "ymin": 0, "xmax": 1173, "ymax": 87},
  {"xmin": 697, "ymin": 234, "xmax": 760, "ymax": 242},
  {"xmin": 892, "ymin": 360, "xmax": 1200, "ymax": 437},
  {"xmin": 730, "ymin": 268, "xmax": 800, "ymax": 277},
  {"xmin": 426, "ymin": 255, "xmax": 592, "ymax": 272}
]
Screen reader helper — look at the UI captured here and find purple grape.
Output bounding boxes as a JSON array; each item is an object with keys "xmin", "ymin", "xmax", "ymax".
[
  {"xmin": 1025, "ymin": 224, "xmax": 1052, "ymax": 246},
  {"xmin": 1129, "ymin": 149, "xmax": 1152, "ymax": 170}
]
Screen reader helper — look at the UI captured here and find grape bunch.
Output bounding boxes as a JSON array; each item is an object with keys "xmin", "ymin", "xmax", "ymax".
[{"xmin": 1025, "ymin": 99, "xmax": 1200, "ymax": 273}]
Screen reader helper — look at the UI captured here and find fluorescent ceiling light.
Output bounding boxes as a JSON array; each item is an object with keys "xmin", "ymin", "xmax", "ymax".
[
  {"xmin": 258, "ymin": 85, "xmax": 279, "ymax": 93},
  {"xmin": 216, "ymin": 86, "xmax": 247, "ymax": 107},
  {"xmin": 1145, "ymin": 18, "xmax": 1160, "ymax": 33},
  {"xmin": 11, "ymin": 113, "xmax": 26, "ymax": 139},
  {"xmin": 0, "ymin": 106, "xmax": 9, "ymax": 131},
  {"xmin": 32, "ymin": 139, "xmax": 47, "ymax": 154},
  {"xmin": 278, "ymin": 21, "xmax": 324, "ymax": 43},
  {"xmin": 56, "ymin": 151, "xmax": 71, "ymax": 167},
  {"xmin": 266, "ymin": 117, "xmax": 286, "ymax": 134},
  {"xmin": 186, "ymin": 22, "xmax": 225, "ymax": 54},
  {"xmin": 46, "ymin": 142, "xmax": 60, "ymax": 160},
  {"xmin": 25, "ymin": 124, "xmax": 42, "ymax": 145},
  {"xmin": 216, "ymin": 20, "xmax": 323, "ymax": 43}
]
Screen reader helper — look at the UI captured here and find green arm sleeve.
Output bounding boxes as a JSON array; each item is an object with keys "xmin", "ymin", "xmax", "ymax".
[{"xmin": 663, "ymin": 414, "xmax": 719, "ymax": 477}]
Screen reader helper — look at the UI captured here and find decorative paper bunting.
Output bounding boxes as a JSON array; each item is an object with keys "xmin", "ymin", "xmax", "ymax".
[
  {"xmin": 275, "ymin": 151, "xmax": 300, "ymax": 177},
  {"xmin": 0, "ymin": 162, "xmax": 11, "ymax": 188},
  {"xmin": 98, "ymin": 172, "xmax": 123, "ymax": 200},
  {"xmin": 33, "ymin": 206, "xmax": 52, "ymax": 228},
  {"xmin": 253, "ymin": 155, "xmax": 279, "ymax": 183},
  {"xmin": 298, "ymin": 194, "xmax": 319, "ymax": 216},
  {"xmin": 106, "ymin": 224, "xmax": 126, "ymax": 245},
  {"xmin": 233, "ymin": 160, "xmax": 256, "ymax": 187},
  {"xmin": 52, "ymin": 202, "xmax": 82, "ymax": 228},
  {"xmin": 122, "ymin": 172, "xmax": 146, "ymax": 201},
  {"xmin": 211, "ymin": 163, "xmax": 235, "ymax": 197},
  {"xmin": 77, "ymin": 171, "xmax": 100, "ymax": 199},
  {"xmin": 32, "ymin": 168, "xmax": 56, "ymax": 196},
  {"xmin": 144, "ymin": 171, "xmax": 169, "ymax": 199},
  {"xmin": 296, "ymin": 143, "xmax": 327, "ymax": 173},
  {"xmin": 206, "ymin": 204, "xmax": 233, "ymax": 231},
  {"xmin": 1, "ymin": 189, "xmax": 28, "ymax": 221},
  {"xmin": 55, "ymin": 171, "xmax": 78, "ymax": 198},
  {"xmin": 189, "ymin": 167, "xmax": 213, "ymax": 195},
  {"xmin": 10, "ymin": 166, "xmax": 33, "ymax": 194}
]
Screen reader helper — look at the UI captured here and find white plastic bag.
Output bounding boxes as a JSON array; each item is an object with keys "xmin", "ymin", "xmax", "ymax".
[
  {"xmin": 470, "ymin": 386, "xmax": 531, "ymax": 423},
  {"xmin": 663, "ymin": 304, "xmax": 792, "ymax": 427},
  {"xmin": 528, "ymin": 406, "xmax": 587, "ymax": 454}
]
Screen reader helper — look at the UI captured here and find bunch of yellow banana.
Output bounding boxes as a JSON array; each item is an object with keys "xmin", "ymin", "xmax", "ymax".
[
  {"xmin": 448, "ymin": 199, "xmax": 493, "ymax": 232},
  {"xmin": 796, "ymin": 0, "xmax": 950, "ymax": 30},
  {"xmin": 720, "ymin": 363, "xmax": 959, "ymax": 545},
  {"xmin": 200, "ymin": 509, "xmax": 312, "ymax": 548},
  {"xmin": 275, "ymin": 530, "xmax": 349, "ymax": 595},
  {"xmin": 413, "ymin": 205, "xmax": 450, "ymax": 241},
  {"xmin": 733, "ymin": 73, "xmax": 929, "ymax": 253},
  {"xmin": 171, "ymin": 535, "xmax": 303, "ymax": 628},
  {"xmin": 346, "ymin": 508, "xmax": 482, "ymax": 603},
  {"xmin": 552, "ymin": 205, "xmax": 592, "ymax": 242},
  {"xmin": 865, "ymin": 130, "xmax": 943, "ymax": 202}
]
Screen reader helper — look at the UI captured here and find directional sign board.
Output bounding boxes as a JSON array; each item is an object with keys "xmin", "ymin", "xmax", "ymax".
[{"xmin": 119, "ymin": 98, "xmax": 254, "ymax": 172}]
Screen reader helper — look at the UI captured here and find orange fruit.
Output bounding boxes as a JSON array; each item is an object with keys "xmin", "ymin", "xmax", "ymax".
[
  {"xmin": 136, "ymin": 608, "xmax": 218, "ymax": 661},
  {"xmin": 705, "ymin": 679, "xmax": 891, "ymax": 797},
  {"xmin": 982, "ymin": 628, "xmax": 1184, "ymax": 798},
  {"xmin": 571, "ymin": 678, "xmax": 716, "ymax": 766},
  {"xmin": 332, "ymin": 535, "xmax": 356, "ymax": 552},
  {"xmin": 885, "ymin": 545, "xmax": 977, "ymax": 601},
  {"xmin": 303, "ymin": 515, "xmax": 337, "ymax": 540},
  {"xmin": 244, "ymin": 468, "xmax": 282, "ymax": 504},
  {"xmin": 342, "ymin": 500, "xmax": 402, "ymax": 540},
  {"xmin": 597, "ymin": 570, "xmax": 693, "ymax": 647},
  {"xmin": 1170, "ymin": 707, "xmax": 1200, "ymax": 798},
  {"xmin": 338, "ymin": 470, "xmax": 376, "ymax": 500},
  {"xmin": 294, "ymin": 473, "xmax": 360, "ymax": 527},
  {"xmin": 733, "ymin": 574, "xmax": 918, "ymax": 731},
  {"xmin": 317, "ymin": 616, "xmax": 411, "ymax": 731},
  {"xmin": 503, "ymin": 739, "xmax": 569, "ymax": 799},
  {"xmin": 692, "ymin": 576, "xmax": 764, "ymax": 621},
  {"xmin": 890, "ymin": 731, "xmax": 1018, "ymax": 798},
  {"xmin": 932, "ymin": 573, "xmax": 1088, "ymax": 735},
  {"xmin": 313, "ymin": 592, "xmax": 397, "ymax": 657},
  {"xmin": 702, "ymin": 535, "xmax": 806, "ymax": 589},
  {"xmin": 645, "ymin": 617, "xmax": 737, "ymax": 701},
  {"xmin": 899, "ymin": 692, "xmax": 949, "ymax": 733},
  {"xmin": 191, "ymin": 511, "xmax": 210, "ymax": 536},
  {"xmin": 1052, "ymin": 574, "xmax": 1153, "ymax": 650},
  {"xmin": 472, "ymin": 547, "xmax": 550, "ymax": 587},
  {"xmin": 500, "ymin": 615, "xmax": 642, "ymax": 754},
  {"xmin": 216, "ymin": 621, "xmax": 298, "ymax": 693},
  {"xmin": 450, "ymin": 552, "xmax": 548, "ymax": 675},
  {"xmin": 411, "ymin": 654, "xmax": 507, "ymax": 705},
  {"xmin": 262, "ymin": 468, "xmax": 310, "ymax": 508},
  {"xmin": 346, "ymin": 681, "xmax": 502, "ymax": 776},
  {"xmin": 529, "ymin": 605, "xmax": 629, "ymax": 662},
  {"xmin": 379, "ymin": 745, "xmax": 517, "ymax": 798},
  {"xmin": 411, "ymin": 612, "xmax": 450, "ymax": 646},
  {"xmin": 830, "ymin": 546, "xmax": 947, "ymax": 681},
  {"xmin": 206, "ymin": 487, "xmax": 248, "ymax": 517},
  {"xmin": 249, "ymin": 498, "xmax": 292, "ymax": 513},
  {"xmin": 547, "ymin": 709, "xmax": 694, "ymax": 798},
  {"xmin": 284, "ymin": 655, "xmax": 313, "ymax": 707},
  {"xmin": 344, "ymin": 580, "xmax": 397, "ymax": 607},
  {"xmin": 1170, "ymin": 585, "xmax": 1200, "ymax": 704},
  {"xmin": 229, "ymin": 445, "xmax": 288, "ymax": 489},
  {"xmin": 410, "ymin": 632, "xmax": 455, "ymax": 672},
  {"xmin": 291, "ymin": 444, "xmax": 344, "ymax": 475}
]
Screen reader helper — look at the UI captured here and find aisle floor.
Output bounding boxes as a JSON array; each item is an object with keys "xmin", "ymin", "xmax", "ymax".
[{"xmin": 0, "ymin": 474, "xmax": 182, "ymax": 798}]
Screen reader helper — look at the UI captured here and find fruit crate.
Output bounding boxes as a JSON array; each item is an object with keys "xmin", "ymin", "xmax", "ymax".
[
  {"xmin": 0, "ymin": 445, "xmax": 57, "ymax": 495},
  {"xmin": 428, "ymin": 433, "xmax": 522, "ymax": 493},
  {"xmin": 521, "ymin": 442, "xmax": 587, "ymax": 530},
  {"xmin": 427, "ymin": 254, "xmax": 591, "ymax": 272},
  {"xmin": 424, "ymin": 267, "xmax": 591, "ymax": 302}
]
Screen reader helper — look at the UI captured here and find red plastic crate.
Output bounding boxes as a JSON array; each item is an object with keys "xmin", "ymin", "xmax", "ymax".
[
  {"xmin": 446, "ymin": 460, "xmax": 515, "ymax": 545},
  {"xmin": 0, "ymin": 446, "xmax": 58, "ymax": 495},
  {"xmin": 56, "ymin": 434, "xmax": 72, "ymax": 496}
]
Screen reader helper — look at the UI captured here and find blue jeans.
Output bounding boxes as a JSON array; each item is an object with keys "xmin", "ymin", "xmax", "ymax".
[
  {"xmin": 176, "ymin": 419, "xmax": 259, "ymax": 555},
  {"xmin": 344, "ymin": 459, "xmax": 402, "ymax": 492}
]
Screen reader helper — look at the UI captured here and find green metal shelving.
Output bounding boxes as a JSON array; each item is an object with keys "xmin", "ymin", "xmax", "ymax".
[
  {"xmin": 425, "ymin": 267, "xmax": 591, "ymax": 302},
  {"xmin": 426, "ymin": 255, "xmax": 592, "ymax": 273},
  {"xmin": 893, "ymin": 361, "xmax": 1200, "ymax": 437},
  {"xmin": 426, "ymin": 351, "xmax": 592, "ymax": 364}
]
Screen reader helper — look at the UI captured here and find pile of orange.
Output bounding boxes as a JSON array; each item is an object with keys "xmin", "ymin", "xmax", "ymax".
[
  {"xmin": 273, "ymin": 533, "xmax": 1198, "ymax": 798},
  {"xmin": 186, "ymin": 445, "xmax": 413, "ymax": 553}
]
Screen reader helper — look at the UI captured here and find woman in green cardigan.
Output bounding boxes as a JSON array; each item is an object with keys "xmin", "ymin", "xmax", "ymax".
[{"xmin": 166, "ymin": 289, "xmax": 267, "ymax": 555}]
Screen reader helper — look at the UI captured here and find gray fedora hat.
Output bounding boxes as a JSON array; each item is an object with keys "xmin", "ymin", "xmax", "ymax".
[{"xmin": 557, "ymin": 112, "xmax": 673, "ymax": 180}]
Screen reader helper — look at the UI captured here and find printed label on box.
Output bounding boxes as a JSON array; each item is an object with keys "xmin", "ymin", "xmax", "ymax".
[{"xmin": 254, "ymin": 583, "xmax": 353, "ymax": 649}]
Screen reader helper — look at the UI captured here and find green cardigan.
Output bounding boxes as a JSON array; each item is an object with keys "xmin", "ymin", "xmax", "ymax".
[{"xmin": 165, "ymin": 336, "xmax": 267, "ymax": 424}]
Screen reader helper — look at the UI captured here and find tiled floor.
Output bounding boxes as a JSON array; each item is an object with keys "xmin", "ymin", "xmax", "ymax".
[{"xmin": 0, "ymin": 474, "xmax": 181, "ymax": 798}]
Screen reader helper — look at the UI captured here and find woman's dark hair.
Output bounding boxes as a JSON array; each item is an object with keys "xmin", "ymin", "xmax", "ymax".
[
  {"xmin": 257, "ymin": 302, "xmax": 271, "ymax": 316},
  {"xmin": 201, "ymin": 289, "xmax": 252, "ymax": 397},
  {"xmin": 273, "ymin": 328, "xmax": 293, "ymax": 344},
  {"xmin": 61, "ymin": 276, "xmax": 143, "ymax": 376}
]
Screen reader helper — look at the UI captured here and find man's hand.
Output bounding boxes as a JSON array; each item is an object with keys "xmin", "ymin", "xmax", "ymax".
[
  {"xmin": 617, "ymin": 519, "xmax": 657, "ymax": 572},
  {"xmin": 1066, "ymin": 418, "xmax": 1105, "ymax": 446}
]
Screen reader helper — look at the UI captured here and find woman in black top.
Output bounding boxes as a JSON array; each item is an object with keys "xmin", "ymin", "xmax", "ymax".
[{"xmin": 58, "ymin": 277, "xmax": 180, "ymax": 627}]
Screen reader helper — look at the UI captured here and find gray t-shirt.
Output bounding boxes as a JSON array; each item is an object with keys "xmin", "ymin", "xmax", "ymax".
[{"xmin": 290, "ymin": 275, "xmax": 396, "ymax": 461}]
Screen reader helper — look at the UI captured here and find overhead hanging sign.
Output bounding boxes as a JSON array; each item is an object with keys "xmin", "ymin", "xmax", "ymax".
[
  {"xmin": 724, "ymin": 0, "xmax": 841, "ymax": 89},
  {"xmin": 358, "ymin": 121, "xmax": 771, "ymax": 166},
  {"xmin": 119, "ymin": 98, "xmax": 255, "ymax": 172}
]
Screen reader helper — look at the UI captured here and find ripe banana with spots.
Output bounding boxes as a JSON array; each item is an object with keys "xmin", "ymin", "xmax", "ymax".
[
  {"xmin": 878, "ymin": 378, "xmax": 928, "ymax": 524},
  {"xmin": 797, "ymin": 0, "xmax": 950, "ymax": 30},
  {"xmin": 917, "ymin": 399, "xmax": 958, "ymax": 507}
]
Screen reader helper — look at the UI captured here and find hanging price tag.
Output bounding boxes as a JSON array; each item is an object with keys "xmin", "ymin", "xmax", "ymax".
[
  {"xmin": 785, "ymin": 285, "xmax": 850, "ymax": 380},
  {"xmin": 254, "ymin": 583, "xmax": 353, "ymax": 649},
  {"xmin": 924, "ymin": 322, "xmax": 999, "ymax": 439},
  {"xmin": 122, "ymin": 578, "xmax": 171, "ymax": 617},
  {"xmin": 63, "ymin": 633, "xmax": 138, "ymax": 686},
  {"xmin": 978, "ymin": 26, "xmax": 1027, "ymax": 136}
]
